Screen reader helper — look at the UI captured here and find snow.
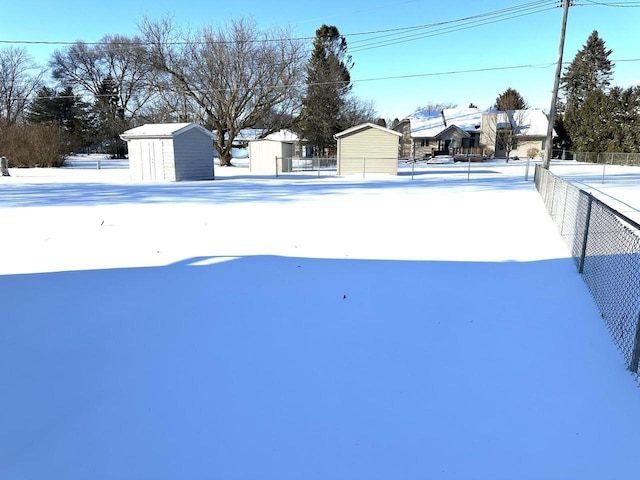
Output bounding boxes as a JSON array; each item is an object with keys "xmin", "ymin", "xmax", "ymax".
[
  {"xmin": 120, "ymin": 122, "xmax": 196, "ymax": 138},
  {"xmin": 497, "ymin": 110, "xmax": 551, "ymax": 137},
  {"xmin": 407, "ymin": 107, "xmax": 484, "ymax": 137},
  {"xmin": 265, "ymin": 129, "xmax": 300, "ymax": 142},
  {"xmin": 406, "ymin": 108, "xmax": 551, "ymax": 139},
  {"xmin": 1, "ymin": 156, "xmax": 640, "ymax": 480}
]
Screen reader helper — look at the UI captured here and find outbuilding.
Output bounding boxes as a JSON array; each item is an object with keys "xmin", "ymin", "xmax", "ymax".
[
  {"xmin": 120, "ymin": 123, "xmax": 215, "ymax": 181},
  {"xmin": 334, "ymin": 123, "xmax": 402, "ymax": 176},
  {"xmin": 248, "ymin": 130, "xmax": 297, "ymax": 175}
]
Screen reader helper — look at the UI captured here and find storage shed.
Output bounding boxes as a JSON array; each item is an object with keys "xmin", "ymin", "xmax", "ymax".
[
  {"xmin": 248, "ymin": 130, "xmax": 297, "ymax": 175},
  {"xmin": 120, "ymin": 123, "xmax": 215, "ymax": 181},
  {"xmin": 335, "ymin": 123, "xmax": 402, "ymax": 176}
]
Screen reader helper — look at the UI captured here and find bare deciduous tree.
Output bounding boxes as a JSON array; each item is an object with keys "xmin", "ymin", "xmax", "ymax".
[
  {"xmin": 50, "ymin": 35, "xmax": 155, "ymax": 156},
  {"xmin": 496, "ymin": 109, "xmax": 527, "ymax": 162},
  {"xmin": 0, "ymin": 47, "xmax": 44, "ymax": 126},
  {"xmin": 50, "ymin": 35, "xmax": 154, "ymax": 120},
  {"xmin": 140, "ymin": 16, "xmax": 305, "ymax": 166}
]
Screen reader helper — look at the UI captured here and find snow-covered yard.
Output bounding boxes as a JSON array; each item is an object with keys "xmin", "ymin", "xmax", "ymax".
[{"xmin": 1, "ymin": 156, "xmax": 640, "ymax": 480}]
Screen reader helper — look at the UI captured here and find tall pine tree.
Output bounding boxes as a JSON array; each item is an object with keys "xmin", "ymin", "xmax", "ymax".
[
  {"xmin": 561, "ymin": 30, "xmax": 613, "ymax": 110},
  {"xmin": 298, "ymin": 25, "xmax": 353, "ymax": 155},
  {"xmin": 561, "ymin": 31, "xmax": 614, "ymax": 151}
]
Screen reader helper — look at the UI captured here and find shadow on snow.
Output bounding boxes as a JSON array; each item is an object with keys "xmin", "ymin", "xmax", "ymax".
[{"xmin": 1, "ymin": 254, "xmax": 639, "ymax": 480}]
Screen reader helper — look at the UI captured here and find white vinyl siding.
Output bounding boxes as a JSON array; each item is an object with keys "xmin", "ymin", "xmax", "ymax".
[
  {"xmin": 249, "ymin": 140, "xmax": 294, "ymax": 174},
  {"xmin": 122, "ymin": 123, "xmax": 215, "ymax": 182}
]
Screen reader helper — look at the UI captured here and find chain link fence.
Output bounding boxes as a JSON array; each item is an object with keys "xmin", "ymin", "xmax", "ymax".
[
  {"xmin": 555, "ymin": 150, "xmax": 640, "ymax": 166},
  {"xmin": 535, "ymin": 165, "xmax": 640, "ymax": 380},
  {"xmin": 291, "ymin": 156, "xmax": 337, "ymax": 173}
]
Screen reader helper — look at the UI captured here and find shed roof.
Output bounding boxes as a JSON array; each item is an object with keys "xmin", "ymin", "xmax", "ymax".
[
  {"xmin": 121, "ymin": 123, "xmax": 215, "ymax": 140},
  {"xmin": 334, "ymin": 122, "xmax": 402, "ymax": 139}
]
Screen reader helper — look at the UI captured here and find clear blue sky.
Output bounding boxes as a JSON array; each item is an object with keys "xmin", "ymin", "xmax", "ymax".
[{"xmin": 2, "ymin": 0, "xmax": 640, "ymax": 120}]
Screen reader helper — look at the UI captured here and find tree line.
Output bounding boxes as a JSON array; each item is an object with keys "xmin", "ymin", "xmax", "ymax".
[
  {"xmin": 557, "ymin": 30, "xmax": 640, "ymax": 155},
  {"xmin": 0, "ymin": 18, "xmax": 375, "ymax": 167}
]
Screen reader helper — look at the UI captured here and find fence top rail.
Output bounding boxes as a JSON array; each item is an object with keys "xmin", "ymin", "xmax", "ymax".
[{"xmin": 537, "ymin": 164, "xmax": 640, "ymax": 232}]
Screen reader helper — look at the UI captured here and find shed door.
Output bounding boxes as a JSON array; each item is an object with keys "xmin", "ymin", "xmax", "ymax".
[{"xmin": 140, "ymin": 140, "xmax": 163, "ymax": 180}]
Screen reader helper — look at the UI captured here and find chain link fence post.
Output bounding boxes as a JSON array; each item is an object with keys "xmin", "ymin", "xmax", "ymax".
[
  {"xmin": 578, "ymin": 192, "xmax": 593, "ymax": 274},
  {"xmin": 630, "ymin": 312, "xmax": 640, "ymax": 373}
]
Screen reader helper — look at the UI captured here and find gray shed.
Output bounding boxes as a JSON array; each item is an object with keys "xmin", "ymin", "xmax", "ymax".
[
  {"xmin": 335, "ymin": 123, "xmax": 402, "ymax": 176},
  {"xmin": 120, "ymin": 123, "xmax": 215, "ymax": 181}
]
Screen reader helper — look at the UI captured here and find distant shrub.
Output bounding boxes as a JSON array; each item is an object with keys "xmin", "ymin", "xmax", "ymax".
[
  {"xmin": 484, "ymin": 148, "xmax": 494, "ymax": 158},
  {"xmin": 527, "ymin": 147, "xmax": 540, "ymax": 159},
  {"xmin": 0, "ymin": 124, "xmax": 67, "ymax": 167}
]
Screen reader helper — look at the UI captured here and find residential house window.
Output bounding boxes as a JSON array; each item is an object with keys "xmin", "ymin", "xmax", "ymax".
[{"xmin": 420, "ymin": 139, "xmax": 429, "ymax": 147}]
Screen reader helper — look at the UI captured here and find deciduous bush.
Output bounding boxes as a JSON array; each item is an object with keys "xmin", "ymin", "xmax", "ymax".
[{"xmin": 0, "ymin": 124, "xmax": 67, "ymax": 167}]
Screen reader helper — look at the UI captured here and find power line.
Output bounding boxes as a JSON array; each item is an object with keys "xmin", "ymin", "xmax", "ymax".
[
  {"xmin": 14, "ymin": 58, "xmax": 640, "ymax": 102},
  {"xmin": 0, "ymin": 0, "xmax": 562, "ymax": 52},
  {"xmin": 349, "ymin": 3, "xmax": 559, "ymax": 53},
  {"xmin": 579, "ymin": 0, "xmax": 640, "ymax": 6}
]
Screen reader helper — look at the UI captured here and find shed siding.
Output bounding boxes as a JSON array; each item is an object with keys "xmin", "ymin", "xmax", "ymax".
[
  {"xmin": 249, "ymin": 140, "xmax": 294, "ymax": 174},
  {"xmin": 338, "ymin": 128, "xmax": 399, "ymax": 176},
  {"xmin": 160, "ymin": 139, "xmax": 175, "ymax": 181},
  {"xmin": 172, "ymin": 128, "xmax": 215, "ymax": 181},
  {"xmin": 129, "ymin": 140, "xmax": 143, "ymax": 180},
  {"xmin": 128, "ymin": 139, "xmax": 168, "ymax": 181}
]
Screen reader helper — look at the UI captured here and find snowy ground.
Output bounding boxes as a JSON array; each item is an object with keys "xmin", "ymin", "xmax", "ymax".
[{"xmin": 1, "ymin": 156, "xmax": 640, "ymax": 480}]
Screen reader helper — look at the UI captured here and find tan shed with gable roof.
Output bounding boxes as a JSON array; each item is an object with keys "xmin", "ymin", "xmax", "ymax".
[{"xmin": 334, "ymin": 123, "xmax": 402, "ymax": 176}]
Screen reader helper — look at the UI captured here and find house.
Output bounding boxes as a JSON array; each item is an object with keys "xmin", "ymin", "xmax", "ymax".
[
  {"xmin": 334, "ymin": 123, "xmax": 402, "ymax": 176},
  {"xmin": 249, "ymin": 130, "xmax": 298, "ymax": 174},
  {"xmin": 481, "ymin": 110, "xmax": 551, "ymax": 159},
  {"xmin": 396, "ymin": 107, "xmax": 552, "ymax": 160},
  {"xmin": 120, "ymin": 123, "xmax": 215, "ymax": 181},
  {"xmin": 395, "ymin": 108, "xmax": 485, "ymax": 159}
]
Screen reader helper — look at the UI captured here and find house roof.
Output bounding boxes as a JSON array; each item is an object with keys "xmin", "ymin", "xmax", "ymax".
[
  {"xmin": 121, "ymin": 123, "xmax": 215, "ymax": 140},
  {"xmin": 404, "ymin": 107, "xmax": 552, "ymax": 138},
  {"xmin": 334, "ymin": 122, "xmax": 402, "ymax": 139},
  {"xmin": 496, "ymin": 110, "xmax": 550, "ymax": 137},
  {"xmin": 434, "ymin": 125, "xmax": 471, "ymax": 140},
  {"xmin": 264, "ymin": 129, "xmax": 299, "ymax": 142},
  {"xmin": 405, "ymin": 108, "xmax": 486, "ymax": 138}
]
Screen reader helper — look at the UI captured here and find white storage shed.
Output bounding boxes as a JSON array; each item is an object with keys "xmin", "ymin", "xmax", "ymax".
[
  {"xmin": 335, "ymin": 123, "xmax": 402, "ymax": 176},
  {"xmin": 249, "ymin": 130, "xmax": 297, "ymax": 175},
  {"xmin": 121, "ymin": 123, "xmax": 215, "ymax": 181}
]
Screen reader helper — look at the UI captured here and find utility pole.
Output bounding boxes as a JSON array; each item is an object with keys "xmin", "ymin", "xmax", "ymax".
[{"xmin": 543, "ymin": 0, "xmax": 572, "ymax": 169}]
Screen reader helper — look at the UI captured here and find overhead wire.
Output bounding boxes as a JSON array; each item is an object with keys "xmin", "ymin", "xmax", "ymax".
[{"xmin": 3, "ymin": 0, "xmax": 640, "ymax": 102}]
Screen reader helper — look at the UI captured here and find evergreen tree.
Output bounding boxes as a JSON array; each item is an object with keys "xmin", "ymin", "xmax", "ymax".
[
  {"xmin": 561, "ymin": 30, "xmax": 614, "ymax": 111},
  {"xmin": 494, "ymin": 88, "xmax": 528, "ymax": 111},
  {"xmin": 607, "ymin": 86, "xmax": 640, "ymax": 152},
  {"xmin": 26, "ymin": 86, "xmax": 92, "ymax": 151},
  {"xmin": 564, "ymin": 89, "xmax": 610, "ymax": 152},
  {"xmin": 94, "ymin": 76, "xmax": 128, "ymax": 157},
  {"xmin": 561, "ymin": 31, "xmax": 614, "ymax": 151},
  {"xmin": 27, "ymin": 87, "xmax": 60, "ymax": 124},
  {"xmin": 298, "ymin": 25, "xmax": 353, "ymax": 154}
]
